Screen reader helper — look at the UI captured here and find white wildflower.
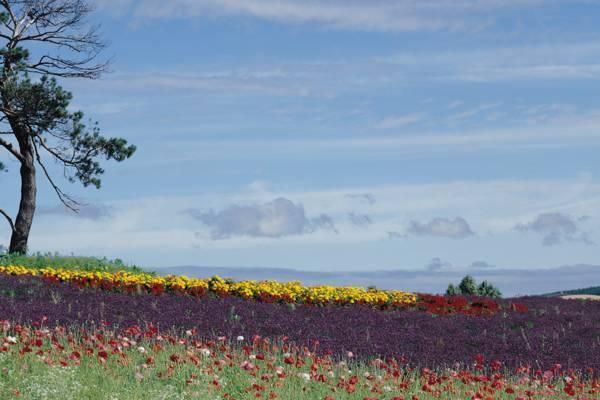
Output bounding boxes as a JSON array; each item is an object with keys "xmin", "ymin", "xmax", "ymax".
[
  {"xmin": 298, "ymin": 372, "xmax": 310, "ymax": 382},
  {"xmin": 200, "ymin": 348, "xmax": 211, "ymax": 356}
]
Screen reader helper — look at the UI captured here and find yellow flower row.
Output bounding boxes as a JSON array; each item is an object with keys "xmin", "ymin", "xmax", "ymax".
[{"xmin": 0, "ymin": 265, "xmax": 417, "ymax": 308}]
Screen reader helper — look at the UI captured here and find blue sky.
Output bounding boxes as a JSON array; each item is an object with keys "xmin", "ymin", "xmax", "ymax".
[{"xmin": 1, "ymin": 0, "xmax": 600, "ymax": 278}]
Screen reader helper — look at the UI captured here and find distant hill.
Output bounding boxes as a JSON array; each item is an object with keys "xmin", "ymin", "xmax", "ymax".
[{"xmin": 544, "ymin": 286, "xmax": 600, "ymax": 297}]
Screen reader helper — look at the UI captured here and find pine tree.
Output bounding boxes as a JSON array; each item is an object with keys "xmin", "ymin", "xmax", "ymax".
[
  {"xmin": 477, "ymin": 280, "xmax": 502, "ymax": 298},
  {"xmin": 0, "ymin": 1, "xmax": 135, "ymax": 254},
  {"xmin": 458, "ymin": 275, "xmax": 478, "ymax": 295},
  {"xmin": 446, "ymin": 283, "xmax": 459, "ymax": 296}
]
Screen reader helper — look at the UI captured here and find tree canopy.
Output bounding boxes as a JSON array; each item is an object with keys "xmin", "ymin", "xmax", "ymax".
[
  {"xmin": 0, "ymin": 0, "xmax": 135, "ymax": 254},
  {"xmin": 446, "ymin": 275, "xmax": 502, "ymax": 298}
]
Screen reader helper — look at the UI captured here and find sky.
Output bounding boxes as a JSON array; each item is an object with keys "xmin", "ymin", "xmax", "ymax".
[{"xmin": 1, "ymin": 0, "xmax": 600, "ymax": 285}]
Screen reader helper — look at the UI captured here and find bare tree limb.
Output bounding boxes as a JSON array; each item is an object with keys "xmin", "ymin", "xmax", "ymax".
[
  {"xmin": 32, "ymin": 138, "xmax": 81, "ymax": 212},
  {"xmin": 0, "ymin": 0, "xmax": 17, "ymax": 30},
  {"xmin": 0, "ymin": 208, "xmax": 14, "ymax": 232},
  {"xmin": 1, "ymin": 0, "xmax": 108, "ymax": 79},
  {"xmin": 0, "ymin": 135, "xmax": 24, "ymax": 161},
  {"xmin": 35, "ymin": 136, "xmax": 76, "ymax": 164}
]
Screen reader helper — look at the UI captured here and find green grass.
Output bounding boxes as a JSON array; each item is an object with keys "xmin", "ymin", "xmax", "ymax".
[
  {"xmin": 0, "ymin": 251, "xmax": 150, "ymax": 274},
  {"xmin": 0, "ymin": 336, "xmax": 580, "ymax": 400}
]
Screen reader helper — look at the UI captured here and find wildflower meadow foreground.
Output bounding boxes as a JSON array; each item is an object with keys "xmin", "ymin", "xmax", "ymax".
[{"xmin": 0, "ymin": 263, "xmax": 598, "ymax": 399}]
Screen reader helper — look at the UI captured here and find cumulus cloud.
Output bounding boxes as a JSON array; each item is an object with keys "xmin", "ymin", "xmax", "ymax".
[
  {"xmin": 37, "ymin": 204, "xmax": 115, "ymax": 220},
  {"xmin": 515, "ymin": 212, "xmax": 594, "ymax": 246},
  {"xmin": 469, "ymin": 260, "xmax": 496, "ymax": 269},
  {"xmin": 186, "ymin": 197, "xmax": 337, "ymax": 240},
  {"xmin": 426, "ymin": 257, "xmax": 452, "ymax": 271},
  {"xmin": 310, "ymin": 214, "xmax": 338, "ymax": 234},
  {"xmin": 348, "ymin": 212, "xmax": 372, "ymax": 227},
  {"xmin": 408, "ymin": 217, "xmax": 474, "ymax": 239}
]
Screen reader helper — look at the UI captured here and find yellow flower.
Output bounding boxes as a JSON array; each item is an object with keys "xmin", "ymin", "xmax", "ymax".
[{"xmin": 0, "ymin": 265, "xmax": 416, "ymax": 308}]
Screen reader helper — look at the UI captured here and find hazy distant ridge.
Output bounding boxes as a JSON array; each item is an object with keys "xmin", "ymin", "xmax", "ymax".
[
  {"xmin": 544, "ymin": 286, "xmax": 600, "ymax": 297},
  {"xmin": 153, "ymin": 264, "xmax": 600, "ymax": 298}
]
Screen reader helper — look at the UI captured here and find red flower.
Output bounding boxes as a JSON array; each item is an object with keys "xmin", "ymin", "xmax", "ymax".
[{"xmin": 564, "ymin": 385, "xmax": 576, "ymax": 396}]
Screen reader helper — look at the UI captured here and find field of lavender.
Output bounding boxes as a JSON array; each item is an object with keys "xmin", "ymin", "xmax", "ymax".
[{"xmin": 0, "ymin": 258, "xmax": 598, "ymax": 399}]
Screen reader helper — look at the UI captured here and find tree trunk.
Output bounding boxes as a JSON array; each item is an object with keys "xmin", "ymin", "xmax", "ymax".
[{"xmin": 8, "ymin": 143, "xmax": 36, "ymax": 255}]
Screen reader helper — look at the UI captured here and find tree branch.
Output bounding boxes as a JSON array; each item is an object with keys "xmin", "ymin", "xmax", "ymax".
[
  {"xmin": 0, "ymin": 136, "xmax": 24, "ymax": 162},
  {"xmin": 36, "ymin": 136, "xmax": 75, "ymax": 164},
  {"xmin": 0, "ymin": 0, "xmax": 17, "ymax": 30},
  {"xmin": 1, "ymin": 0, "xmax": 108, "ymax": 79},
  {"xmin": 32, "ymin": 139, "xmax": 81, "ymax": 212},
  {"xmin": 0, "ymin": 208, "xmax": 14, "ymax": 232}
]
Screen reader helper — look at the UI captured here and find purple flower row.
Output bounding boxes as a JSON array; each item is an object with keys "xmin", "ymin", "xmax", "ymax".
[{"xmin": 0, "ymin": 274, "xmax": 598, "ymax": 371}]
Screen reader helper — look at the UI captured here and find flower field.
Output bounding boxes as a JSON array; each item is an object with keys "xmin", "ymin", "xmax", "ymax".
[
  {"xmin": 0, "ymin": 265, "xmax": 416, "ymax": 309},
  {"xmin": 0, "ymin": 323, "xmax": 597, "ymax": 400},
  {"xmin": 0, "ymin": 264, "xmax": 598, "ymax": 399}
]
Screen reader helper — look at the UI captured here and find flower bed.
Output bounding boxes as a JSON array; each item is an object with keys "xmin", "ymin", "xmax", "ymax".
[
  {"xmin": 0, "ymin": 265, "xmax": 532, "ymax": 316},
  {"xmin": 0, "ymin": 265, "xmax": 416, "ymax": 309},
  {"xmin": 0, "ymin": 273, "xmax": 598, "ymax": 371},
  {"xmin": 0, "ymin": 321, "xmax": 597, "ymax": 399}
]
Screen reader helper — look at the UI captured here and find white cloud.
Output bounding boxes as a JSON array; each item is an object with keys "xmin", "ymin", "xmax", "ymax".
[
  {"xmin": 144, "ymin": 109, "xmax": 600, "ymax": 166},
  {"xmin": 185, "ymin": 197, "xmax": 337, "ymax": 239},
  {"xmin": 66, "ymin": 42, "xmax": 600, "ymax": 108},
  {"xmin": 383, "ymin": 42, "xmax": 600, "ymax": 82},
  {"xmin": 38, "ymin": 204, "xmax": 115, "ymax": 220},
  {"xmin": 21, "ymin": 177, "xmax": 600, "ymax": 268},
  {"xmin": 376, "ymin": 113, "xmax": 423, "ymax": 129},
  {"xmin": 85, "ymin": 72, "xmax": 314, "ymax": 97},
  {"xmin": 345, "ymin": 193, "xmax": 376, "ymax": 205},
  {"xmin": 448, "ymin": 103, "xmax": 502, "ymax": 121},
  {"xmin": 515, "ymin": 212, "xmax": 594, "ymax": 246},
  {"xmin": 454, "ymin": 64, "xmax": 600, "ymax": 82},
  {"xmin": 348, "ymin": 213, "xmax": 372, "ymax": 227},
  {"xmin": 123, "ymin": 0, "xmax": 553, "ymax": 32},
  {"xmin": 408, "ymin": 217, "xmax": 475, "ymax": 239},
  {"xmin": 448, "ymin": 100, "xmax": 464, "ymax": 109}
]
